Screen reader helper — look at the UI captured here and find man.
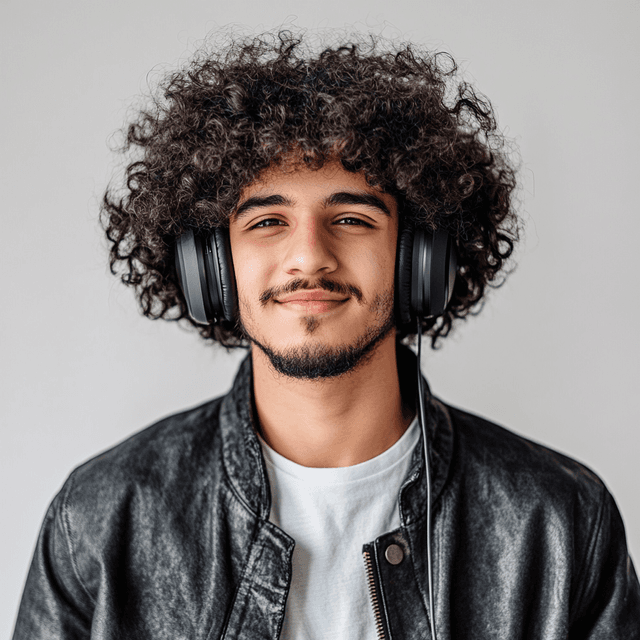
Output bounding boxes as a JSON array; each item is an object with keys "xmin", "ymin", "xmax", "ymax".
[{"xmin": 13, "ymin": 31, "xmax": 640, "ymax": 639}]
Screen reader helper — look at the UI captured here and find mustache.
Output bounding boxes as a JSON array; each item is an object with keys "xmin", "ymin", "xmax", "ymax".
[{"xmin": 260, "ymin": 277, "xmax": 364, "ymax": 306}]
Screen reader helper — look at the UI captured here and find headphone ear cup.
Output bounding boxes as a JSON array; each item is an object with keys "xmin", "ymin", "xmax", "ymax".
[
  {"xmin": 410, "ymin": 227, "xmax": 458, "ymax": 320},
  {"xmin": 446, "ymin": 238, "xmax": 457, "ymax": 310},
  {"xmin": 431, "ymin": 229, "xmax": 457, "ymax": 315},
  {"xmin": 396, "ymin": 224, "xmax": 415, "ymax": 328},
  {"xmin": 175, "ymin": 229, "xmax": 210, "ymax": 324},
  {"xmin": 175, "ymin": 228, "xmax": 237, "ymax": 325},
  {"xmin": 208, "ymin": 228, "xmax": 237, "ymax": 324}
]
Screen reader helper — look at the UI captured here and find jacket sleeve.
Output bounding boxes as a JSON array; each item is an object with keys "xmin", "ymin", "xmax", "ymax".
[
  {"xmin": 571, "ymin": 487, "xmax": 640, "ymax": 638},
  {"xmin": 12, "ymin": 482, "xmax": 95, "ymax": 640}
]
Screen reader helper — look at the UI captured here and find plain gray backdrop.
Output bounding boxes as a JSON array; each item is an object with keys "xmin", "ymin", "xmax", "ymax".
[{"xmin": 2, "ymin": 0, "xmax": 639, "ymax": 634}]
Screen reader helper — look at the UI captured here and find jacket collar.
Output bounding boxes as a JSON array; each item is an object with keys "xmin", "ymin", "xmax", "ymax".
[
  {"xmin": 219, "ymin": 353, "xmax": 272, "ymax": 520},
  {"xmin": 219, "ymin": 344, "xmax": 454, "ymax": 523},
  {"xmin": 396, "ymin": 344, "xmax": 454, "ymax": 526}
]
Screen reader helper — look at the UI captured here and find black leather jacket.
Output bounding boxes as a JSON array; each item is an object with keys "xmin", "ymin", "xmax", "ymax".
[{"xmin": 13, "ymin": 347, "xmax": 640, "ymax": 639}]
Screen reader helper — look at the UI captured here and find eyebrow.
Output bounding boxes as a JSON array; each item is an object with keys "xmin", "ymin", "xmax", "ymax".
[
  {"xmin": 234, "ymin": 194, "xmax": 294, "ymax": 219},
  {"xmin": 233, "ymin": 190, "xmax": 392, "ymax": 220},
  {"xmin": 323, "ymin": 191, "xmax": 391, "ymax": 217}
]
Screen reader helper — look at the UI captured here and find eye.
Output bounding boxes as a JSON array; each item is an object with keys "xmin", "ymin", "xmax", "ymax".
[
  {"xmin": 335, "ymin": 217, "xmax": 374, "ymax": 228},
  {"xmin": 250, "ymin": 218, "xmax": 286, "ymax": 230}
]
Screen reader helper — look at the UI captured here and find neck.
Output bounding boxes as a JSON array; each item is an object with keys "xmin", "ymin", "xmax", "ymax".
[{"xmin": 251, "ymin": 334, "xmax": 413, "ymax": 468}]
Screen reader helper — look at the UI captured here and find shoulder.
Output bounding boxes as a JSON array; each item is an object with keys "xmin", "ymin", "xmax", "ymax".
[
  {"xmin": 442, "ymin": 402, "xmax": 607, "ymax": 521},
  {"xmin": 442, "ymin": 402, "xmax": 640, "ymax": 629},
  {"xmin": 16, "ymin": 395, "xmax": 234, "ymax": 623},
  {"xmin": 61, "ymin": 395, "xmax": 226, "ymax": 524}
]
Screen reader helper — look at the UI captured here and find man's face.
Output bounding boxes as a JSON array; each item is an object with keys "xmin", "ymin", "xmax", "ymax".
[{"xmin": 228, "ymin": 161, "xmax": 399, "ymax": 378}]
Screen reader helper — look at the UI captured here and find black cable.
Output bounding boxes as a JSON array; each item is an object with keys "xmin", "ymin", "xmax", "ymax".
[{"xmin": 417, "ymin": 317, "xmax": 437, "ymax": 640}]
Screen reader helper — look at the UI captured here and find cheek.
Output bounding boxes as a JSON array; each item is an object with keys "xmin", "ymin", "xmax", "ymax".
[
  {"xmin": 358, "ymin": 243, "xmax": 396, "ymax": 291},
  {"xmin": 233, "ymin": 247, "xmax": 278, "ymax": 296}
]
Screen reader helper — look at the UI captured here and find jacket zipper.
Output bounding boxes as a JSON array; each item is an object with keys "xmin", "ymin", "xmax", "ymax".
[{"xmin": 363, "ymin": 548, "xmax": 390, "ymax": 640}]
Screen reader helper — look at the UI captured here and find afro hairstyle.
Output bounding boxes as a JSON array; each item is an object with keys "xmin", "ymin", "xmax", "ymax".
[{"xmin": 101, "ymin": 30, "xmax": 520, "ymax": 348}]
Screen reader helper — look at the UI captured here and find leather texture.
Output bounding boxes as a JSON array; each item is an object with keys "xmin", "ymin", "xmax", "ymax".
[{"xmin": 13, "ymin": 346, "xmax": 640, "ymax": 639}]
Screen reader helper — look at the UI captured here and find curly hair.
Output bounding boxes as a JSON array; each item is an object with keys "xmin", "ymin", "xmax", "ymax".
[{"xmin": 101, "ymin": 30, "xmax": 519, "ymax": 348}]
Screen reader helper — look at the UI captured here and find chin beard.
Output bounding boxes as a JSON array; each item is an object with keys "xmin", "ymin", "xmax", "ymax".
[{"xmin": 239, "ymin": 293, "xmax": 396, "ymax": 380}]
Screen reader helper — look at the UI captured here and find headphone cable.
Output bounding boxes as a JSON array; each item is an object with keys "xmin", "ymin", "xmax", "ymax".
[{"xmin": 417, "ymin": 318, "xmax": 437, "ymax": 640}]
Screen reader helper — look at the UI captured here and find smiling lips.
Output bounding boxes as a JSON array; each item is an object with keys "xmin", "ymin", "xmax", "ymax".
[{"xmin": 275, "ymin": 290, "xmax": 349, "ymax": 314}]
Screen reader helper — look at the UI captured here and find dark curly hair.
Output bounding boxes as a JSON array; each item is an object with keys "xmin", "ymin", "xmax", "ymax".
[{"xmin": 101, "ymin": 30, "xmax": 519, "ymax": 348}]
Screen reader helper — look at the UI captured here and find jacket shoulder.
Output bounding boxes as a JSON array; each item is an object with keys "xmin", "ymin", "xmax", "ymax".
[
  {"xmin": 69, "ymin": 395, "xmax": 225, "ymax": 491},
  {"xmin": 444, "ymin": 402, "xmax": 606, "ymax": 512},
  {"xmin": 57, "ymin": 395, "xmax": 228, "ymax": 547},
  {"xmin": 442, "ymin": 402, "xmax": 640, "ymax": 632},
  {"xmin": 13, "ymin": 396, "xmax": 229, "ymax": 629}
]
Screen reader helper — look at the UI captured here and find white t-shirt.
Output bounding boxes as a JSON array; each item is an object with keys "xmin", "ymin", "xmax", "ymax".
[{"xmin": 258, "ymin": 417, "xmax": 420, "ymax": 640}]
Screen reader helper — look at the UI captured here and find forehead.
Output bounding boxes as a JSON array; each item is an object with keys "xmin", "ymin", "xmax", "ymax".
[{"xmin": 237, "ymin": 161, "xmax": 398, "ymax": 213}]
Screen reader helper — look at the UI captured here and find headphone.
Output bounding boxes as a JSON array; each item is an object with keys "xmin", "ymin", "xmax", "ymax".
[{"xmin": 174, "ymin": 224, "xmax": 457, "ymax": 327}]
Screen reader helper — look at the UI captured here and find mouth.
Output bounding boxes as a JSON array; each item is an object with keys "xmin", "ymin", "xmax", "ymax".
[
  {"xmin": 277, "ymin": 290, "xmax": 348, "ymax": 303},
  {"xmin": 275, "ymin": 290, "xmax": 349, "ymax": 314}
]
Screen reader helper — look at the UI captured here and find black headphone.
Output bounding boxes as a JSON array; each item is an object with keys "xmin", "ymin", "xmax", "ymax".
[
  {"xmin": 175, "ymin": 228, "xmax": 237, "ymax": 325},
  {"xmin": 175, "ymin": 224, "xmax": 457, "ymax": 327}
]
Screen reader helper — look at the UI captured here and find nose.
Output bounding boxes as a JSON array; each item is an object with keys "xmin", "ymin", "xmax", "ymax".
[{"xmin": 281, "ymin": 218, "xmax": 338, "ymax": 276}]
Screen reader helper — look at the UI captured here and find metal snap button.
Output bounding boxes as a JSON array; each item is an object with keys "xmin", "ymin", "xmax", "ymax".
[{"xmin": 385, "ymin": 543, "xmax": 404, "ymax": 565}]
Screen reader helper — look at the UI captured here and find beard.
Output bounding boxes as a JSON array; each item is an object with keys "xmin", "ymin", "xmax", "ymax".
[{"xmin": 238, "ymin": 288, "xmax": 396, "ymax": 380}]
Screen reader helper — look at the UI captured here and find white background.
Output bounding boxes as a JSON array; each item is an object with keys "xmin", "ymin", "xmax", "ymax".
[{"xmin": 2, "ymin": 0, "xmax": 639, "ymax": 634}]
